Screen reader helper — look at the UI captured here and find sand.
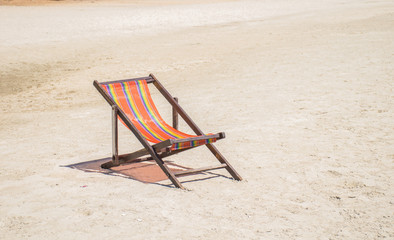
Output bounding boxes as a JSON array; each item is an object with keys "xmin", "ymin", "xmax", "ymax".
[{"xmin": 0, "ymin": 0, "xmax": 393, "ymax": 239}]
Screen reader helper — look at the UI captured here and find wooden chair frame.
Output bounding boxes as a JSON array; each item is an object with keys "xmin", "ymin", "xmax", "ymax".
[{"xmin": 93, "ymin": 74, "xmax": 242, "ymax": 189}]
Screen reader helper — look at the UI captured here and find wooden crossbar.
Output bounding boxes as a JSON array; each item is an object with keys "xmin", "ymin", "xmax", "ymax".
[
  {"xmin": 174, "ymin": 164, "xmax": 227, "ymax": 176},
  {"xmin": 100, "ymin": 76, "xmax": 154, "ymax": 85},
  {"xmin": 152, "ymin": 133, "xmax": 224, "ymax": 151}
]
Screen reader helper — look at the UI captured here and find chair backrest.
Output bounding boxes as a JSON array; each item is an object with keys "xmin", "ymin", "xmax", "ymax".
[{"xmin": 100, "ymin": 80, "xmax": 194, "ymax": 143}]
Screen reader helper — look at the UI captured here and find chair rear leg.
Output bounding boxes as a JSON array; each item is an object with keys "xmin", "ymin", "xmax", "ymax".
[
  {"xmin": 112, "ymin": 106, "xmax": 119, "ymax": 166},
  {"xmin": 206, "ymin": 144, "xmax": 243, "ymax": 181}
]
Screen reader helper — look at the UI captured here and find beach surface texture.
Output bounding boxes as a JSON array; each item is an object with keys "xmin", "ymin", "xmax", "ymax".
[{"xmin": 0, "ymin": 0, "xmax": 393, "ymax": 239}]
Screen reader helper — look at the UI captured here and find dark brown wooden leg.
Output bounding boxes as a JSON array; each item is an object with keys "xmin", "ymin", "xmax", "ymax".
[
  {"xmin": 112, "ymin": 106, "xmax": 119, "ymax": 166},
  {"xmin": 206, "ymin": 144, "xmax": 243, "ymax": 181},
  {"xmin": 150, "ymin": 150, "xmax": 185, "ymax": 189}
]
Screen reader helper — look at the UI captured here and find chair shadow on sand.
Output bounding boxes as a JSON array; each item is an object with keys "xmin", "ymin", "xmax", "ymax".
[{"xmin": 62, "ymin": 158, "xmax": 231, "ymax": 188}]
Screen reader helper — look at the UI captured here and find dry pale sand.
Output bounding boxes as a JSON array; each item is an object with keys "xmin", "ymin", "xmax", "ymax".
[{"xmin": 0, "ymin": 0, "xmax": 393, "ymax": 239}]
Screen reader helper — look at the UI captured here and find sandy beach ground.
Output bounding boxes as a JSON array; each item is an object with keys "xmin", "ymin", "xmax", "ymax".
[{"xmin": 0, "ymin": 0, "xmax": 393, "ymax": 239}]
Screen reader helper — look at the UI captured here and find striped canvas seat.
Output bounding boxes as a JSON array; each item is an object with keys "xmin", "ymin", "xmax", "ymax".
[{"xmin": 100, "ymin": 80, "xmax": 217, "ymax": 150}]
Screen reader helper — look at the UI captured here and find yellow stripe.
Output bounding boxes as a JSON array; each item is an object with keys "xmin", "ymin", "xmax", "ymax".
[{"xmin": 108, "ymin": 84, "xmax": 121, "ymax": 106}]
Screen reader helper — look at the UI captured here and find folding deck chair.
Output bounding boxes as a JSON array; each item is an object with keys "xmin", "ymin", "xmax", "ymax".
[{"xmin": 93, "ymin": 74, "xmax": 242, "ymax": 189}]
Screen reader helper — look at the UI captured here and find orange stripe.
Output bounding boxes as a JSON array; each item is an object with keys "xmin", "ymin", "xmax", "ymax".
[{"xmin": 113, "ymin": 83, "xmax": 158, "ymax": 142}]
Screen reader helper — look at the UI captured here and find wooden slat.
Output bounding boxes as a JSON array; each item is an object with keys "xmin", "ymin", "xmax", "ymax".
[
  {"xmin": 152, "ymin": 133, "xmax": 224, "ymax": 152},
  {"xmin": 172, "ymin": 133, "xmax": 224, "ymax": 144},
  {"xmin": 102, "ymin": 147, "xmax": 167, "ymax": 169},
  {"xmin": 99, "ymin": 76, "xmax": 154, "ymax": 85},
  {"xmin": 174, "ymin": 164, "xmax": 227, "ymax": 176},
  {"xmin": 101, "ymin": 157, "xmax": 151, "ymax": 169}
]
